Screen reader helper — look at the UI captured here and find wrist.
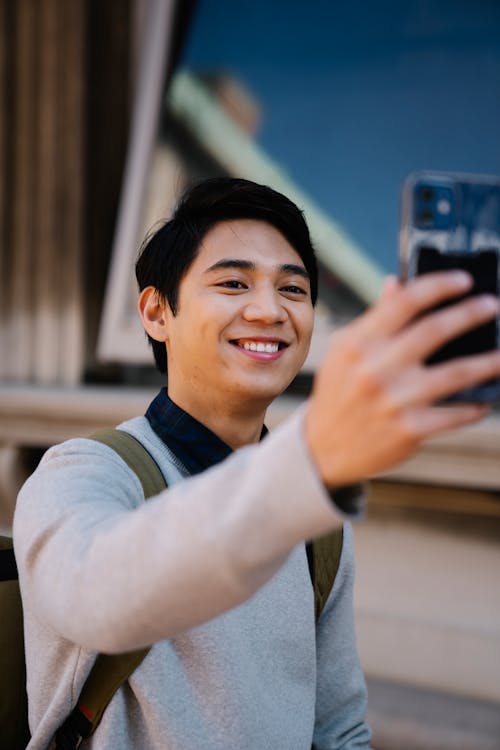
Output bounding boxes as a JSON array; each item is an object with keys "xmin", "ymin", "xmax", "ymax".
[{"xmin": 327, "ymin": 483, "xmax": 366, "ymax": 516}]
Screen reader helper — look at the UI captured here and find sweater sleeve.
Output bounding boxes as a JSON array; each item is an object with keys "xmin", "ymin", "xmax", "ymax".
[
  {"xmin": 14, "ymin": 409, "xmax": 353, "ymax": 654},
  {"xmin": 312, "ymin": 524, "xmax": 373, "ymax": 750}
]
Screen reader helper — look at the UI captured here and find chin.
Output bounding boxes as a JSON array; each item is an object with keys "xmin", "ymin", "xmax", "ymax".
[{"xmin": 232, "ymin": 378, "xmax": 292, "ymax": 404}]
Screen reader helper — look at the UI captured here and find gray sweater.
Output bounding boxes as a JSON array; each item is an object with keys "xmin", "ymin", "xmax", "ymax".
[{"xmin": 14, "ymin": 408, "xmax": 372, "ymax": 749}]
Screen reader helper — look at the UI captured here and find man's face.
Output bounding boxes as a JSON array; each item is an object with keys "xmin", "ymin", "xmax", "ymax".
[{"xmin": 163, "ymin": 219, "xmax": 315, "ymax": 415}]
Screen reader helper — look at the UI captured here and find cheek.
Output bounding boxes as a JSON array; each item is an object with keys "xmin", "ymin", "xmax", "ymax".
[
  {"xmin": 197, "ymin": 296, "xmax": 240, "ymax": 334},
  {"xmin": 296, "ymin": 307, "xmax": 315, "ymax": 343},
  {"xmin": 174, "ymin": 303, "xmax": 228, "ymax": 355}
]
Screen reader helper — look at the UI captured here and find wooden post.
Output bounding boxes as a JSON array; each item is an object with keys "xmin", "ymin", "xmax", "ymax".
[{"xmin": 0, "ymin": 0, "xmax": 132, "ymax": 385}]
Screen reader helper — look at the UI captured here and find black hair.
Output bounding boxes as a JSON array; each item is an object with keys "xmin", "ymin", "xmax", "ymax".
[{"xmin": 135, "ymin": 176, "xmax": 318, "ymax": 373}]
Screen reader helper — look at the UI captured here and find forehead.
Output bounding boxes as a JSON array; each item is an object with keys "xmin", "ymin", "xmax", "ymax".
[{"xmin": 192, "ymin": 219, "xmax": 305, "ymax": 272}]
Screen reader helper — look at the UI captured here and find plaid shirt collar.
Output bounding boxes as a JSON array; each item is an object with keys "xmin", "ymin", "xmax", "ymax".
[{"xmin": 145, "ymin": 387, "xmax": 268, "ymax": 477}]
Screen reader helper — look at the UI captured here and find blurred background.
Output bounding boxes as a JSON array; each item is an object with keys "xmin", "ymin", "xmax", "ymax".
[{"xmin": 0, "ymin": 1, "xmax": 499, "ymax": 747}]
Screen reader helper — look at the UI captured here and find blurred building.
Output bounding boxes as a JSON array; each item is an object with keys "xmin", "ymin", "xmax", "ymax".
[{"xmin": 1, "ymin": 1, "xmax": 499, "ymax": 747}]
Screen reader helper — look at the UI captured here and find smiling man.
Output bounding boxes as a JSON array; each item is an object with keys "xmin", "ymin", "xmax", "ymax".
[{"xmin": 14, "ymin": 178, "xmax": 500, "ymax": 750}]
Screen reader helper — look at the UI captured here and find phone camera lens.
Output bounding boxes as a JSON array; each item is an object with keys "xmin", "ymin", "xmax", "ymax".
[
  {"xmin": 420, "ymin": 187, "xmax": 434, "ymax": 201},
  {"xmin": 418, "ymin": 210, "xmax": 434, "ymax": 224}
]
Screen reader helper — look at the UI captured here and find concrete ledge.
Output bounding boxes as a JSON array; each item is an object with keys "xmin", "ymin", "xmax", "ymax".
[
  {"xmin": 2, "ymin": 383, "xmax": 500, "ymax": 489},
  {"xmin": 0, "ymin": 384, "xmax": 159, "ymax": 446},
  {"xmin": 0, "ymin": 384, "xmax": 301, "ymax": 446}
]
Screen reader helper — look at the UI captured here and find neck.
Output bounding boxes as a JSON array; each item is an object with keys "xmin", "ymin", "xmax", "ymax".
[{"xmin": 167, "ymin": 387, "xmax": 268, "ymax": 449}]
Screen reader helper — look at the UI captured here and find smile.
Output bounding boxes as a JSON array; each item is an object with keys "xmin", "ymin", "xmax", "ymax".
[{"xmin": 230, "ymin": 339, "xmax": 288, "ymax": 359}]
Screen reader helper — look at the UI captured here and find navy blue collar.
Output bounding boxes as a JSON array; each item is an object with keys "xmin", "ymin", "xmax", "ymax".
[{"xmin": 145, "ymin": 388, "xmax": 267, "ymax": 476}]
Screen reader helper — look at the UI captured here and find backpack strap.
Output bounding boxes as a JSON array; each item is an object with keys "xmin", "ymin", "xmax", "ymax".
[
  {"xmin": 91, "ymin": 428, "xmax": 166, "ymax": 498},
  {"xmin": 55, "ymin": 429, "xmax": 167, "ymax": 750},
  {"xmin": 0, "ymin": 536, "xmax": 31, "ymax": 750},
  {"xmin": 310, "ymin": 527, "xmax": 344, "ymax": 623}
]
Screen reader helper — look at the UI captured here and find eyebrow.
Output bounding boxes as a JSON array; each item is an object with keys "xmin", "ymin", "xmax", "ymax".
[{"xmin": 204, "ymin": 258, "xmax": 310, "ymax": 280}]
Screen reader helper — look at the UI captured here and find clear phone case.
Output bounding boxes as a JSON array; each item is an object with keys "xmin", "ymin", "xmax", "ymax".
[{"xmin": 399, "ymin": 170, "xmax": 500, "ymax": 402}]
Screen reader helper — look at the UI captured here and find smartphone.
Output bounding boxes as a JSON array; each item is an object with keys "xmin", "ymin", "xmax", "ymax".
[{"xmin": 399, "ymin": 170, "xmax": 500, "ymax": 402}]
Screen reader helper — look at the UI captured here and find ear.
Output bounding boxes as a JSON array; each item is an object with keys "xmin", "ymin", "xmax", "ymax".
[{"xmin": 137, "ymin": 286, "xmax": 171, "ymax": 342}]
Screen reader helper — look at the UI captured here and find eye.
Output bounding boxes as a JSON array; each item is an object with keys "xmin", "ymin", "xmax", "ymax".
[
  {"xmin": 216, "ymin": 280, "xmax": 248, "ymax": 290},
  {"xmin": 280, "ymin": 284, "xmax": 308, "ymax": 295}
]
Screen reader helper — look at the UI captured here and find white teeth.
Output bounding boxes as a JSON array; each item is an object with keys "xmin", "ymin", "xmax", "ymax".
[{"xmin": 241, "ymin": 341, "xmax": 279, "ymax": 353}]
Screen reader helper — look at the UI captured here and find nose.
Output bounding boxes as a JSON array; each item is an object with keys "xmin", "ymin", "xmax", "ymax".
[{"xmin": 242, "ymin": 286, "xmax": 288, "ymax": 324}]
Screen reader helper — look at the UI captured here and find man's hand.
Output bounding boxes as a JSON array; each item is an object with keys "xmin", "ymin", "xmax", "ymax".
[{"xmin": 305, "ymin": 271, "xmax": 500, "ymax": 487}]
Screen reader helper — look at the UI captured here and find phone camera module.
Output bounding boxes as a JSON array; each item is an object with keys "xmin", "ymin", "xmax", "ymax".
[{"xmin": 414, "ymin": 183, "xmax": 454, "ymax": 230}]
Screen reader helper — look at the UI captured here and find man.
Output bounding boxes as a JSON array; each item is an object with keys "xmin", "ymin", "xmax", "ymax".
[{"xmin": 14, "ymin": 178, "xmax": 500, "ymax": 749}]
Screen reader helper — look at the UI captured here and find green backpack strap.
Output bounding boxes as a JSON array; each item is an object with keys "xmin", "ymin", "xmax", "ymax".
[
  {"xmin": 55, "ymin": 429, "xmax": 167, "ymax": 750},
  {"xmin": 312, "ymin": 527, "xmax": 344, "ymax": 623},
  {"xmin": 0, "ymin": 536, "xmax": 31, "ymax": 750},
  {"xmin": 91, "ymin": 428, "xmax": 167, "ymax": 499}
]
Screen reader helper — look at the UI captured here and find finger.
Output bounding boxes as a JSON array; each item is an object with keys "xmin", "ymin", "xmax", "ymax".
[
  {"xmin": 379, "ymin": 275, "xmax": 401, "ymax": 299},
  {"xmin": 392, "ymin": 348, "xmax": 500, "ymax": 408},
  {"xmin": 356, "ymin": 271, "xmax": 473, "ymax": 343},
  {"xmin": 377, "ymin": 294, "xmax": 499, "ymax": 368},
  {"xmin": 406, "ymin": 403, "xmax": 491, "ymax": 441}
]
